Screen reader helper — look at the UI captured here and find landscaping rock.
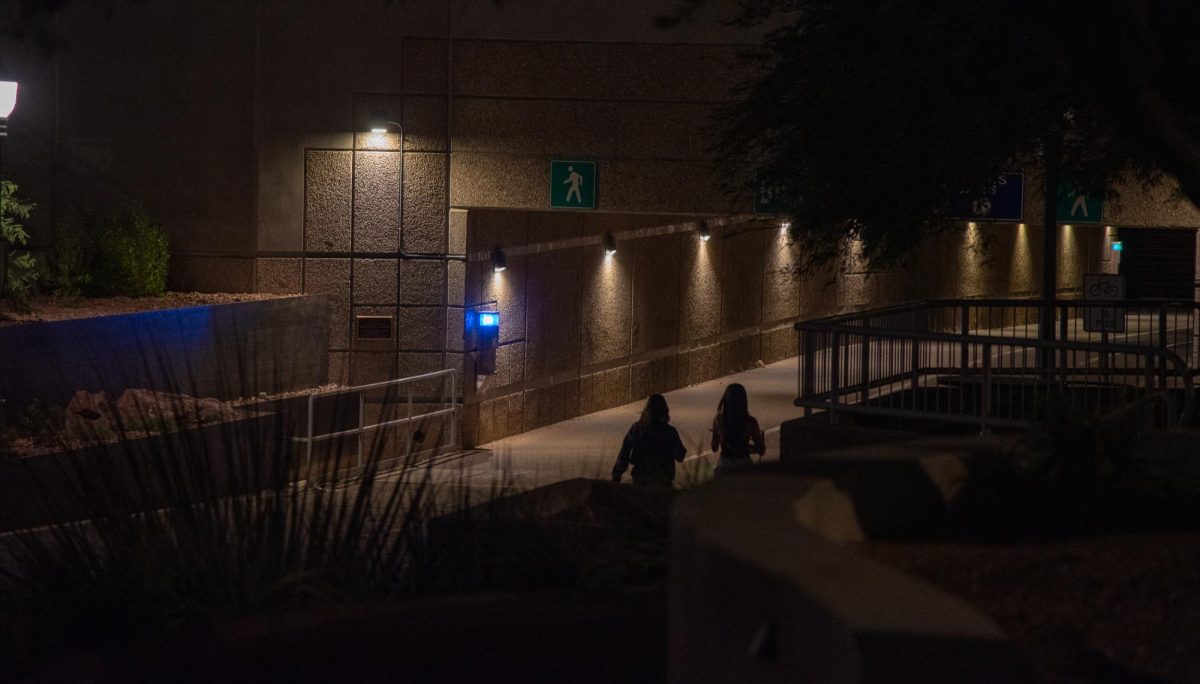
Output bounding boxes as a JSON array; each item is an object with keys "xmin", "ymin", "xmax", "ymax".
[
  {"xmin": 115, "ymin": 389, "xmax": 238, "ymax": 428},
  {"xmin": 64, "ymin": 390, "xmax": 116, "ymax": 441}
]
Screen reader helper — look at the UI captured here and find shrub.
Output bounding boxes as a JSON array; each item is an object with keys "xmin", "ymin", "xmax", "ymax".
[
  {"xmin": 90, "ymin": 208, "xmax": 169, "ymax": 296},
  {"xmin": 1, "ymin": 180, "xmax": 39, "ymax": 310},
  {"xmin": 46, "ymin": 209, "xmax": 93, "ymax": 298}
]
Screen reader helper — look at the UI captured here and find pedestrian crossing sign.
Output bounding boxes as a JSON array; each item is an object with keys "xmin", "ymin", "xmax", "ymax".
[{"xmin": 550, "ymin": 160, "xmax": 596, "ymax": 209}]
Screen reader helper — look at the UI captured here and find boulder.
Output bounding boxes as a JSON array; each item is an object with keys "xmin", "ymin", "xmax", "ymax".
[
  {"xmin": 115, "ymin": 389, "xmax": 238, "ymax": 429},
  {"xmin": 64, "ymin": 390, "xmax": 116, "ymax": 441}
]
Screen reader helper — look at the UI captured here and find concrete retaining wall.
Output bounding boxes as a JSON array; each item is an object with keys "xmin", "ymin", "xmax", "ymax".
[{"xmin": 0, "ymin": 295, "xmax": 328, "ymax": 414}]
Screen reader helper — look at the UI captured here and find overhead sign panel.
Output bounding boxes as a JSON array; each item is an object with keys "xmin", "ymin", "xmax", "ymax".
[
  {"xmin": 550, "ymin": 160, "xmax": 596, "ymax": 209},
  {"xmin": 952, "ymin": 173, "xmax": 1024, "ymax": 222}
]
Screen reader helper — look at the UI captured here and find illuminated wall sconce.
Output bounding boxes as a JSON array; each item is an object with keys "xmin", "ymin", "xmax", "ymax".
[
  {"xmin": 366, "ymin": 111, "xmax": 398, "ymax": 134},
  {"xmin": 603, "ymin": 232, "xmax": 617, "ymax": 256},
  {"xmin": 779, "ymin": 220, "xmax": 791, "ymax": 235},
  {"xmin": 697, "ymin": 224, "xmax": 711, "ymax": 241},
  {"xmin": 491, "ymin": 246, "xmax": 507, "ymax": 273}
]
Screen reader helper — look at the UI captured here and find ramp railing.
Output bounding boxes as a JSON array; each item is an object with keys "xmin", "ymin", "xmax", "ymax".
[
  {"xmin": 291, "ymin": 368, "xmax": 460, "ymax": 480},
  {"xmin": 796, "ymin": 299, "xmax": 1198, "ymax": 431}
]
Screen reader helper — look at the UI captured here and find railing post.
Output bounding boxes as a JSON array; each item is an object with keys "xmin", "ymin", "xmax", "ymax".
[
  {"xmin": 959, "ymin": 304, "xmax": 969, "ymax": 372},
  {"xmin": 305, "ymin": 395, "xmax": 315, "ymax": 476},
  {"xmin": 801, "ymin": 331, "xmax": 816, "ymax": 417},
  {"xmin": 860, "ymin": 333, "xmax": 871, "ymax": 402},
  {"xmin": 829, "ymin": 331, "xmax": 841, "ymax": 424},
  {"xmin": 980, "ymin": 342, "xmax": 992, "ymax": 435},
  {"xmin": 910, "ymin": 337, "xmax": 921, "ymax": 395},
  {"xmin": 1059, "ymin": 302, "xmax": 1070, "ymax": 385},
  {"xmin": 357, "ymin": 390, "xmax": 365, "ymax": 468}
]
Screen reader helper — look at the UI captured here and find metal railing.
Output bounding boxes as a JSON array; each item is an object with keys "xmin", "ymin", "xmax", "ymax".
[
  {"xmin": 796, "ymin": 299, "xmax": 1198, "ymax": 431},
  {"xmin": 292, "ymin": 368, "xmax": 460, "ymax": 479}
]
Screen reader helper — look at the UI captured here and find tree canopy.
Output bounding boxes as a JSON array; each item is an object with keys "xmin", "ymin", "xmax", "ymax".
[{"xmin": 705, "ymin": 0, "xmax": 1200, "ymax": 270}]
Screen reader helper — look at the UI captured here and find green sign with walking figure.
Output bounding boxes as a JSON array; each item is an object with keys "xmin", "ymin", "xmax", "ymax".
[
  {"xmin": 1057, "ymin": 182, "xmax": 1104, "ymax": 223},
  {"xmin": 550, "ymin": 160, "xmax": 596, "ymax": 209}
]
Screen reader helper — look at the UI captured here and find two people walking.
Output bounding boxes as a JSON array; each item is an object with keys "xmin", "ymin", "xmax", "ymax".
[{"xmin": 611, "ymin": 383, "xmax": 765, "ymax": 486}]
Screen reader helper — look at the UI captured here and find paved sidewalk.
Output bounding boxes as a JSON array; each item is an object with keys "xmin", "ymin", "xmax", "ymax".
[{"xmin": 441, "ymin": 357, "xmax": 801, "ymax": 489}]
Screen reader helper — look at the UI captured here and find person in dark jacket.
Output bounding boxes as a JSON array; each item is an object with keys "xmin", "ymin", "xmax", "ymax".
[{"xmin": 611, "ymin": 394, "xmax": 687, "ymax": 486}]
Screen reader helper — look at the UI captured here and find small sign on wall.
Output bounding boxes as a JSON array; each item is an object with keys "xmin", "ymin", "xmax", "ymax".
[{"xmin": 355, "ymin": 315, "xmax": 394, "ymax": 341}]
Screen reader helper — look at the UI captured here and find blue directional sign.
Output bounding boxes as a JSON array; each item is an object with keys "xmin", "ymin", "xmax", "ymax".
[{"xmin": 952, "ymin": 173, "xmax": 1024, "ymax": 222}]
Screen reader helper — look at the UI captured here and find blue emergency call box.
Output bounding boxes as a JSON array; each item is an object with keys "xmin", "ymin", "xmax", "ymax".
[{"xmin": 468, "ymin": 310, "xmax": 500, "ymax": 375}]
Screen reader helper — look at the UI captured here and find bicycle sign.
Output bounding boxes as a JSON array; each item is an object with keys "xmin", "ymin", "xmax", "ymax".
[{"xmin": 1083, "ymin": 273, "xmax": 1125, "ymax": 333}]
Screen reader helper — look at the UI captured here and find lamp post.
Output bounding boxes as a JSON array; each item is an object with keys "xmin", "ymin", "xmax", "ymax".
[{"xmin": 0, "ymin": 79, "xmax": 17, "ymax": 298}]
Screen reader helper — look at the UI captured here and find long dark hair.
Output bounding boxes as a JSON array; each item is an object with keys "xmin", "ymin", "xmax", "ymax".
[
  {"xmin": 638, "ymin": 394, "xmax": 670, "ymax": 426},
  {"xmin": 716, "ymin": 383, "xmax": 749, "ymax": 442}
]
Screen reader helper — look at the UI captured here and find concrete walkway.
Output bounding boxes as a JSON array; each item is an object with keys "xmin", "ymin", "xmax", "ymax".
[{"xmin": 438, "ymin": 357, "xmax": 801, "ymax": 489}]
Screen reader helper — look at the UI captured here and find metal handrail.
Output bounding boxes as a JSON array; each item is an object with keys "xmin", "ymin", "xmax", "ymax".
[
  {"xmin": 292, "ymin": 368, "xmax": 460, "ymax": 475},
  {"xmin": 795, "ymin": 299, "xmax": 1198, "ymax": 431}
]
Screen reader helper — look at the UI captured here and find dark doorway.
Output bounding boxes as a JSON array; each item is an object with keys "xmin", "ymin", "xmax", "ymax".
[{"xmin": 1118, "ymin": 227, "xmax": 1197, "ymax": 300}]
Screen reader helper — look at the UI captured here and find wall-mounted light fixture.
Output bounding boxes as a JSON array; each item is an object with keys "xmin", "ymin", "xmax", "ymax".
[
  {"xmin": 697, "ymin": 224, "xmax": 711, "ymax": 241},
  {"xmin": 366, "ymin": 111, "xmax": 397, "ymax": 134},
  {"xmin": 603, "ymin": 232, "xmax": 617, "ymax": 256},
  {"xmin": 1111, "ymin": 241, "xmax": 1124, "ymax": 252},
  {"xmin": 779, "ymin": 220, "xmax": 791, "ymax": 235},
  {"xmin": 491, "ymin": 246, "xmax": 507, "ymax": 273}
]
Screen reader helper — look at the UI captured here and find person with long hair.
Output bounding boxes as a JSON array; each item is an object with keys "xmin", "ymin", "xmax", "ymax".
[
  {"xmin": 611, "ymin": 394, "xmax": 687, "ymax": 486},
  {"xmin": 710, "ymin": 383, "xmax": 765, "ymax": 476}
]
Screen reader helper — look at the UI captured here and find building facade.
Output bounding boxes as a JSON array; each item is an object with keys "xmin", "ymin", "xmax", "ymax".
[{"xmin": 4, "ymin": 0, "xmax": 1199, "ymax": 444}]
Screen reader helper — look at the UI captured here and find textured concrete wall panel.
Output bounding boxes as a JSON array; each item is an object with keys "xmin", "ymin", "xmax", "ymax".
[
  {"xmin": 451, "ymin": 155, "xmax": 740, "ymax": 213},
  {"xmin": 526, "ymin": 249, "xmax": 583, "ymax": 378},
  {"xmin": 449, "ymin": 208, "xmax": 469, "ymax": 256},
  {"xmin": 399, "ymin": 259, "xmax": 447, "ymax": 306},
  {"xmin": 353, "ymin": 259, "xmax": 398, "ymax": 305},
  {"xmin": 528, "ymin": 211, "xmax": 586, "ymax": 244},
  {"xmin": 351, "ymin": 351, "xmax": 398, "ymax": 385},
  {"xmin": 168, "ymin": 257, "xmax": 255, "ymax": 294},
  {"xmin": 481, "ymin": 255, "xmax": 527, "ymax": 346},
  {"xmin": 468, "ymin": 210, "xmax": 528, "ymax": 255},
  {"xmin": 452, "ymin": 98, "xmax": 714, "ymax": 159},
  {"xmin": 450, "ymin": 40, "xmax": 742, "ymax": 101},
  {"xmin": 306, "ymin": 151, "xmax": 354, "ymax": 252},
  {"xmin": 762, "ymin": 231, "xmax": 801, "ymax": 322},
  {"xmin": 720, "ymin": 229, "xmax": 765, "ymax": 333},
  {"xmin": 401, "ymin": 39, "xmax": 448, "ymax": 94},
  {"xmin": 304, "ymin": 258, "xmax": 352, "ymax": 349},
  {"xmin": 494, "ymin": 342, "xmax": 527, "ymax": 389},
  {"xmin": 403, "ymin": 95, "xmax": 449, "ymax": 152},
  {"xmin": 398, "ymin": 306, "xmax": 447, "ymax": 351},
  {"xmin": 256, "ymin": 258, "xmax": 303, "ymax": 294},
  {"xmin": 403, "ymin": 153, "xmax": 449, "ymax": 253},
  {"xmin": 1109, "ymin": 178, "xmax": 1200, "ymax": 227},
  {"xmin": 633, "ymin": 233, "xmax": 682, "ymax": 354},
  {"xmin": 353, "ymin": 151, "xmax": 402, "ymax": 252},
  {"xmin": 680, "ymin": 233, "xmax": 722, "ymax": 342},
  {"xmin": 581, "ymin": 248, "xmax": 633, "ymax": 365}
]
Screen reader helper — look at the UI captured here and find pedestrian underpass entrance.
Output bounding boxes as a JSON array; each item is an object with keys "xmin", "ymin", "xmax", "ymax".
[{"xmin": 1118, "ymin": 228, "xmax": 1196, "ymax": 300}]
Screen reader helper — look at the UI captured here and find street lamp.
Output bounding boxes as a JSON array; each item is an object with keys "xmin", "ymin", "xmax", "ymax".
[{"xmin": 0, "ymin": 78, "xmax": 17, "ymax": 298}]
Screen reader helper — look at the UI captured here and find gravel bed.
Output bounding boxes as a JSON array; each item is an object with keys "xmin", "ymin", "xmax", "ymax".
[{"xmin": 0, "ymin": 292, "xmax": 292, "ymax": 326}]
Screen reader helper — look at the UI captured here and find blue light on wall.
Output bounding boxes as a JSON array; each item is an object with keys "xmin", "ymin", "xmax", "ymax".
[
  {"xmin": 479, "ymin": 312, "xmax": 500, "ymax": 327},
  {"xmin": 1112, "ymin": 241, "xmax": 1123, "ymax": 252}
]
